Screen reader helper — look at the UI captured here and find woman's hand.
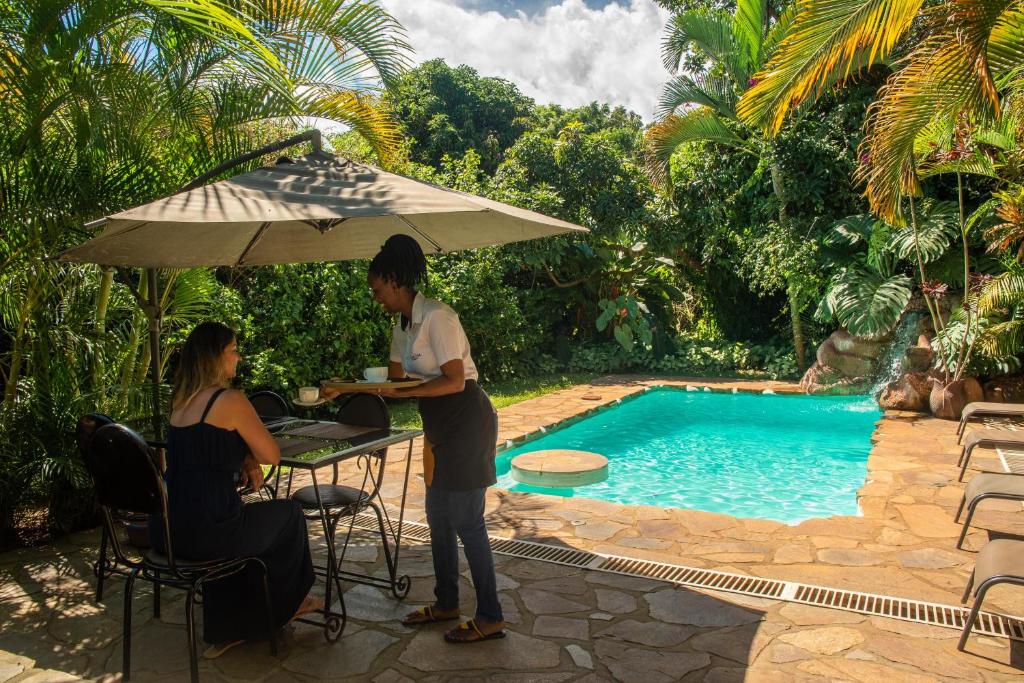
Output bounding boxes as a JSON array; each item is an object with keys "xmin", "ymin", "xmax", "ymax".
[
  {"xmin": 240, "ymin": 455, "xmax": 265, "ymax": 491},
  {"xmin": 320, "ymin": 385, "xmax": 341, "ymax": 401}
]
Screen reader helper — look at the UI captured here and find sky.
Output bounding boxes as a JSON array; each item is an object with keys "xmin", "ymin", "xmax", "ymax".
[{"xmin": 379, "ymin": 0, "xmax": 672, "ymax": 121}]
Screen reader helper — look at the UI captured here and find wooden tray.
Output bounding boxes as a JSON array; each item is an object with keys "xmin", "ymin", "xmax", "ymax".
[{"xmin": 320, "ymin": 378, "xmax": 423, "ymax": 393}]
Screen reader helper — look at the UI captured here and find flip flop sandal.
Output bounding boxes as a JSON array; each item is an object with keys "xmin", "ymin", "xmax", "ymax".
[
  {"xmin": 444, "ymin": 619, "xmax": 506, "ymax": 644},
  {"xmin": 401, "ymin": 604, "xmax": 459, "ymax": 626},
  {"xmin": 202, "ymin": 640, "xmax": 244, "ymax": 659}
]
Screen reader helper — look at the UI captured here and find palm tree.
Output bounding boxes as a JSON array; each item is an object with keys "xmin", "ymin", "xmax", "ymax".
[
  {"xmin": 737, "ymin": 0, "xmax": 1024, "ymax": 223},
  {"xmin": 0, "ymin": 0, "xmax": 411, "ymax": 405},
  {"xmin": 738, "ymin": 0, "xmax": 1024, "ymax": 382},
  {"xmin": 0, "ymin": 0, "xmax": 411, "ymax": 534},
  {"xmin": 647, "ymin": 0, "xmax": 817, "ymax": 370}
]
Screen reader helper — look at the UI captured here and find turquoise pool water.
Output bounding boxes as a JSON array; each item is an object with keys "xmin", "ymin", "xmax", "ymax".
[{"xmin": 496, "ymin": 388, "xmax": 881, "ymax": 524}]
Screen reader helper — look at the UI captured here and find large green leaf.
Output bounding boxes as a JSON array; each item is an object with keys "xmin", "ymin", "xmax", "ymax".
[
  {"xmin": 886, "ymin": 201, "xmax": 959, "ymax": 262},
  {"xmin": 832, "ymin": 268, "xmax": 913, "ymax": 337},
  {"xmin": 824, "ymin": 214, "xmax": 875, "ymax": 248}
]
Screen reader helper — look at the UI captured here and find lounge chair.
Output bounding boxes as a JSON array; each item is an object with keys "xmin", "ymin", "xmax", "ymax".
[
  {"xmin": 954, "ymin": 472, "xmax": 1024, "ymax": 548},
  {"xmin": 958, "ymin": 402, "xmax": 1024, "ymax": 442},
  {"xmin": 957, "ymin": 429, "xmax": 1024, "ymax": 481},
  {"xmin": 958, "ymin": 538, "xmax": 1024, "ymax": 650}
]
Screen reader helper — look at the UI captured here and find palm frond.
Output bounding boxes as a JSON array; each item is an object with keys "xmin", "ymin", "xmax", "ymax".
[
  {"xmin": 733, "ymin": 0, "xmax": 768, "ymax": 71},
  {"xmin": 656, "ymin": 73, "xmax": 738, "ymax": 120},
  {"xmin": 859, "ymin": 1, "xmax": 1017, "ymax": 221},
  {"xmin": 644, "ymin": 108, "xmax": 752, "ymax": 183},
  {"xmin": 738, "ymin": 0, "xmax": 922, "ymax": 133},
  {"xmin": 662, "ymin": 9, "xmax": 746, "ymax": 83}
]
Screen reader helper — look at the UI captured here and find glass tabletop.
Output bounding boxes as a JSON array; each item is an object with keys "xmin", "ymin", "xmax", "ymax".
[{"xmin": 275, "ymin": 424, "xmax": 422, "ymax": 469}]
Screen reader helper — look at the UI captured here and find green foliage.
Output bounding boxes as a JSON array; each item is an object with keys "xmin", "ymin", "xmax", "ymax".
[
  {"xmin": 384, "ymin": 59, "xmax": 535, "ymax": 173},
  {"xmin": 565, "ymin": 337, "xmax": 798, "ymax": 380}
]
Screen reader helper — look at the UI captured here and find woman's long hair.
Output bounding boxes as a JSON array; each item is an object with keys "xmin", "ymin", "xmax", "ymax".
[
  {"xmin": 368, "ymin": 234, "xmax": 427, "ymax": 290},
  {"xmin": 172, "ymin": 322, "xmax": 236, "ymax": 410}
]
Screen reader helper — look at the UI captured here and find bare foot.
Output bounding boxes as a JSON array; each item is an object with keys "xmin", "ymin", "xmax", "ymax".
[{"xmin": 291, "ymin": 595, "xmax": 324, "ymax": 622}]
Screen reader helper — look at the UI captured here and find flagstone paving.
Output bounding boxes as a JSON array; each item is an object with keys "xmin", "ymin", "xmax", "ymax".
[{"xmin": 2, "ymin": 375, "xmax": 1024, "ymax": 680}]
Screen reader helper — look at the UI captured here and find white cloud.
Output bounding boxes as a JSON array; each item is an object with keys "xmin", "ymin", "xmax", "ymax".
[{"xmin": 382, "ymin": 0, "xmax": 671, "ymax": 121}]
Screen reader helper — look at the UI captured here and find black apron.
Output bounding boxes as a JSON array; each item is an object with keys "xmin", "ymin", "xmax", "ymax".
[{"xmin": 418, "ymin": 379, "xmax": 498, "ymax": 490}]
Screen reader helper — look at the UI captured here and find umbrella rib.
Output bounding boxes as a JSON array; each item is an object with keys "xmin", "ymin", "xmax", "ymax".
[
  {"xmin": 236, "ymin": 222, "xmax": 273, "ymax": 266},
  {"xmin": 396, "ymin": 215, "xmax": 443, "ymax": 253}
]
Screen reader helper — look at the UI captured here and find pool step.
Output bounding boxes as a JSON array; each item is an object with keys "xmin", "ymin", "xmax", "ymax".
[{"xmin": 348, "ymin": 513, "xmax": 1024, "ymax": 643}]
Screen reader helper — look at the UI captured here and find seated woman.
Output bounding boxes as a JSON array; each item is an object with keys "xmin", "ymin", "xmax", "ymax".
[{"xmin": 152, "ymin": 321, "xmax": 320, "ymax": 657}]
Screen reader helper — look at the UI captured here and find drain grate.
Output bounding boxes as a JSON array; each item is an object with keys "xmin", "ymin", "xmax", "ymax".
[{"xmin": 347, "ymin": 515, "xmax": 1024, "ymax": 642}]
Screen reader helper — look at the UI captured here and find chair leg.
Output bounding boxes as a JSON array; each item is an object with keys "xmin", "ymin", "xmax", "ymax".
[
  {"xmin": 958, "ymin": 581, "xmax": 992, "ymax": 651},
  {"xmin": 370, "ymin": 502, "xmax": 396, "ymax": 580},
  {"xmin": 95, "ymin": 525, "xmax": 109, "ymax": 603},
  {"xmin": 122, "ymin": 568, "xmax": 138, "ymax": 681},
  {"xmin": 956, "ymin": 498, "xmax": 983, "ymax": 550},
  {"xmin": 958, "ymin": 447, "xmax": 974, "ymax": 482},
  {"xmin": 961, "ymin": 569, "xmax": 975, "ymax": 604},
  {"xmin": 954, "ymin": 496, "xmax": 966, "ymax": 523},
  {"xmin": 185, "ymin": 587, "xmax": 199, "ymax": 683}
]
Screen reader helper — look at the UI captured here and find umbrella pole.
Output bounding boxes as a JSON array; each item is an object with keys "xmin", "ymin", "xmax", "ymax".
[{"xmin": 145, "ymin": 267, "xmax": 163, "ymax": 444}]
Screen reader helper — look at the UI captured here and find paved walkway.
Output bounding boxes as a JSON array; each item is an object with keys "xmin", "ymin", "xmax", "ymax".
[{"xmin": 1, "ymin": 375, "xmax": 1023, "ymax": 681}]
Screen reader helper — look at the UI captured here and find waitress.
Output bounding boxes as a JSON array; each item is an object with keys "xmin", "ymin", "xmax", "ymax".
[{"xmin": 333, "ymin": 234, "xmax": 504, "ymax": 643}]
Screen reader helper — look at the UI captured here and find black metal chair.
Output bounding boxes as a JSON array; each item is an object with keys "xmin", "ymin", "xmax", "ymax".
[
  {"xmin": 84, "ymin": 423, "xmax": 277, "ymax": 682},
  {"xmin": 247, "ymin": 390, "xmax": 291, "ymax": 498},
  {"xmin": 77, "ymin": 412, "xmax": 147, "ymax": 603},
  {"xmin": 287, "ymin": 393, "xmax": 408, "ymax": 596}
]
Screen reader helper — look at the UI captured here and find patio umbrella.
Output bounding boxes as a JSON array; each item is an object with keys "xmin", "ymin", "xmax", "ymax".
[
  {"xmin": 59, "ymin": 135, "xmax": 587, "ymax": 439},
  {"xmin": 59, "ymin": 151, "xmax": 587, "ymax": 267}
]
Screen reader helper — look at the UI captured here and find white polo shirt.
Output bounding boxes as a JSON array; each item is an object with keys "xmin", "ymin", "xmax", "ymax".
[{"xmin": 389, "ymin": 292, "xmax": 479, "ymax": 381}]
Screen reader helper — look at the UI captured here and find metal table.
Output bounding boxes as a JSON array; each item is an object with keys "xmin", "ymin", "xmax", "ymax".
[{"xmin": 270, "ymin": 420, "xmax": 422, "ymax": 642}]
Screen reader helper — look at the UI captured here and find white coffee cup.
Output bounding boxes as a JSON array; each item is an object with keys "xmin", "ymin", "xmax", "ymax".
[
  {"xmin": 363, "ymin": 366, "xmax": 388, "ymax": 382},
  {"xmin": 299, "ymin": 386, "xmax": 319, "ymax": 403}
]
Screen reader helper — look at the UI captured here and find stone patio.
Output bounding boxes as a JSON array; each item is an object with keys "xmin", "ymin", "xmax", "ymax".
[{"xmin": 2, "ymin": 375, "xmax": 1023, "ymax": 681}]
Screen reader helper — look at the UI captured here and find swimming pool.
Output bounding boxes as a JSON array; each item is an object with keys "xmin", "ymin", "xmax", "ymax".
[{"xmin": 496, "ymin": 388, "xmax": 881, "ymax": 524}]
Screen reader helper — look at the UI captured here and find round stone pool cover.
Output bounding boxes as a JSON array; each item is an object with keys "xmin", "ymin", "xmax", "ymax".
[{"xmin": 510, "ymin": 449, "xmax": 608, "ymax": 487}]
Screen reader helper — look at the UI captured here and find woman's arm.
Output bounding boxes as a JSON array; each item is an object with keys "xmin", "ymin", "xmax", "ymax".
[
  {"xmin": 224, "ymin": 391, "xmax": 281, "ymax": 465},
  {"xmin": 389, "ymin": 358, "xmax": 464, "ymax": 398}
]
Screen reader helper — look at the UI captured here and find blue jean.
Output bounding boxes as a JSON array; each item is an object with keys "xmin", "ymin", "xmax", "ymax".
[{"xmin": 424, "ymin": 486, "xmax": 503, "ymax": 622}]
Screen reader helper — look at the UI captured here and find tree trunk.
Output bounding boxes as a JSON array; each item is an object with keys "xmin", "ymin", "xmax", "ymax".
[
  {"xmin": 788, "ymin": 281, "xmax": 807, "ymax": 373},
  {"xmin": 770, "ymin": 160, "xmax": 807, "ymax": 373}
]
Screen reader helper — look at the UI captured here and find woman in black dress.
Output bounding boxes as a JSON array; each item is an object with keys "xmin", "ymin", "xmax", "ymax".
[
  {"xmin": 154, "ymin": 322, "xmax": 319, "ymax": 656},
  {"xmin": 324, "ymin": 235, "xmax": 504, "ymax": 643}
]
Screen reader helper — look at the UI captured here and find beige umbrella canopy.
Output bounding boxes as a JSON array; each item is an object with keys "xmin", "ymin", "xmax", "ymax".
[{"xmin": 59, "ymin": 151, "xmax": 587, "ymax": 268}]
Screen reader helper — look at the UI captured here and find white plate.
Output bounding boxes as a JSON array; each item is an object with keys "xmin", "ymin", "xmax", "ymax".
[{"xmin": 292, "ymin": 397, "xmax": 326, "ymax": 407}]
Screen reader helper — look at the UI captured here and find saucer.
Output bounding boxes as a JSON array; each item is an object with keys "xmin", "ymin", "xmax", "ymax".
[{"xmin": 292, "ymin": 397, "xmax": 326, "ymax": 407}]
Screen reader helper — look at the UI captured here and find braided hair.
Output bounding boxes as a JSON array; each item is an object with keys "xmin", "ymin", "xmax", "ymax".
[{"xmin": 369, "ymin": 234, "xmax": 427, "ymax": 290}]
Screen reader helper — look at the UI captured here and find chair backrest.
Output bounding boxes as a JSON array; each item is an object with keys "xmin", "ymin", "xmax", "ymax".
[
  {"xmin": 248, "ymin": 390, "xmax": 289, "ymax": 419},
  {"xmin": 85, "ymin": 423, "xmax": 166, "ymax": 517},
  {"xmin": 335, "ymin": 393, "xmax": 390, "ymax": 429},
  {"xmin": 75, "ymin": 413, "xmax": 114, "ymax": 458}
]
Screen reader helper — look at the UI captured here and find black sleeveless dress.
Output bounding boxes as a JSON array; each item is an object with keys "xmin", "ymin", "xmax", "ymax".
[{"xmin": 152, "ymin": 388, "xmax": 314, "ymax": 644}]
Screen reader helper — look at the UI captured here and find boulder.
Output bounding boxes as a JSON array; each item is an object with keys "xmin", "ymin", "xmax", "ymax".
[
  {"xmin": 878, "ymin": 376, "xmax": 926, "ymax": 411},
  {"xmin": 904, "ymin": 371, "xmax": 935, "ymax": 399},
  {"xmin": 817, "ymin": 338, "xmax": 876, "ymax": 378},
  {"xmin": 928, "ymin": 377, "xmax": 984, "ymax": 420},
  {"xmin": 983, "ymin": 374, "xmax": 1024, "ymax": 403},
  {"xmin": 830, "ymin": 329, "xmax": 886, "ymax": 357},
  {"xmin": 903, "ymin": 346, "xmax": 934, "ymax": 373},
  {"xmin": 800, "ymin": 363, "xmax": 872, "ymax": 396}
]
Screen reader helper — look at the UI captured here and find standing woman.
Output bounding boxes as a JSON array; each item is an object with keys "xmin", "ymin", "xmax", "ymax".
[{"xmin": 361, "ymin": 234, "xmax": 505, "ymax": 642}]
